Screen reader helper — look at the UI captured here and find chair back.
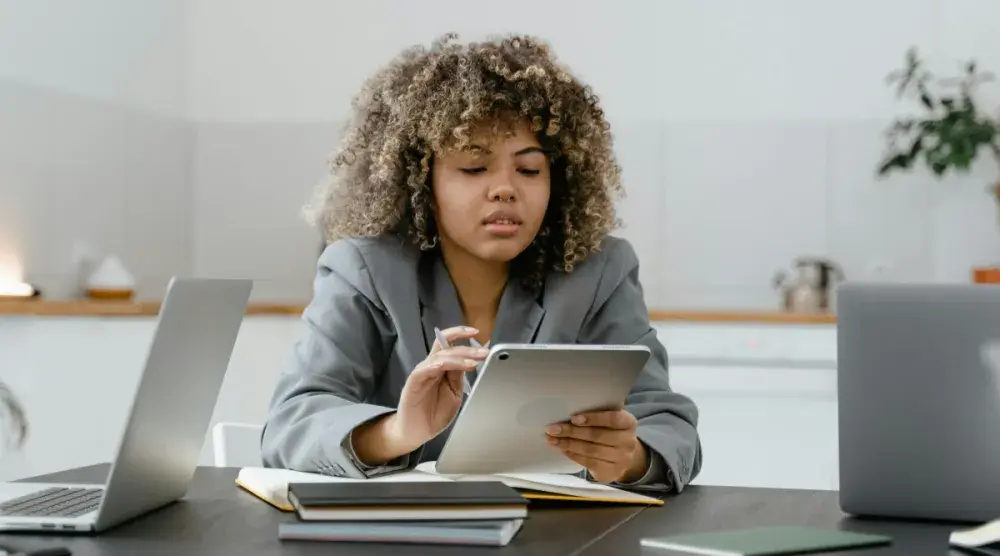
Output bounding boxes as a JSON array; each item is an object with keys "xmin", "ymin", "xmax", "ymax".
[{"xmin": 211, "ymin": 422, "xmax": 264, "ymax": 467}]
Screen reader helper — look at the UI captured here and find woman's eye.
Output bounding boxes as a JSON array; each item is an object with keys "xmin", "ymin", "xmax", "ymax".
[
  {"xmin": 519, "ymin": 168, "xmax": 541, "ymax": 176},
  {"xmin": 460, "ymin": 167, "xmax": 487, "ymax": 175}
]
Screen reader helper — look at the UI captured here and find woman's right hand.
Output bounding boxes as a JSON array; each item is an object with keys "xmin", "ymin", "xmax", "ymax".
[{"xmin": 384, "ymin": 326, "xmax": 488, "ymax": 454}]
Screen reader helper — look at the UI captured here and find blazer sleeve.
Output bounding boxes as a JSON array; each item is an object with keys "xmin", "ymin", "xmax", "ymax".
[
  {"xmin": 576, "ymin": 238, "xmax": 703, "ymax": 493},
  {"xmin": 260, "ymin": 240, "xmax": 421, "ymax": 478}
]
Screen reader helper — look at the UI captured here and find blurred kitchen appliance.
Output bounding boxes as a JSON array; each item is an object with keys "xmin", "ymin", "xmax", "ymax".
[{"xmin": 773, "ymin": 257, "xmax": 845, "ymax": 313}]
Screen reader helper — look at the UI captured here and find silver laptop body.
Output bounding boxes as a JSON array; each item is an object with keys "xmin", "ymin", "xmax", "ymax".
[
  {"xmin": 837, "ymin": 282, "xmax": 1000, "ymax": 523},
  {"xmin": 0, "ymin": 277, "xmax": 252, "ymax": 532}
]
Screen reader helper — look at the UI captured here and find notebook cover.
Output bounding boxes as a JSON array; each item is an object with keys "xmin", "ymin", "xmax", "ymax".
[
  {"xmin": 278, "ymin": 518, "xmax": 524, "ymax": 546},
  {"xmin": 640, "ymin": 526, "xmax": 892, "ymax": 555},
  {"xmin": 288, "ymin": 480, "xmax": 527, "ymax": 508}
]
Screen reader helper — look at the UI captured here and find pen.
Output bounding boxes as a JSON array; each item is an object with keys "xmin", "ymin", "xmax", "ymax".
[{"xmin": 434, "ymin": 326, "xmax": 472, "ymax": 396}]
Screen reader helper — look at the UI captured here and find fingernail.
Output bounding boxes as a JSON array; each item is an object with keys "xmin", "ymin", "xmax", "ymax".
[
  {"xmin": 477, "ymin": 348, "xmax": 490, "ymax": 356},
  {"xmin": 571, "ymin": 415, "xmax": 586, "ymax": 425},
  {"xmin": 464, "ymin": 359, "xmax": 478, "ymax": 366},
  {"xmin": 465, "ymin": 326, "xmax": 478, "ymax": 332},
  {"xmin": 547, "ymin": 437, "xmax": 559, "ymax": 446},
  {"xmin": 546, "ymin": 424, "xmax": 561, "ymax": 435}
]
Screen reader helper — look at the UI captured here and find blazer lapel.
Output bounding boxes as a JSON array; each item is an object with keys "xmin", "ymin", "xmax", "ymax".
[
  {"xmin": 491, "ymin": 279, "xmax": 546, "ymax": 345},
  {"xmin": 417, "ymin": 252, "xmax": 467, "ymax": 352},
  {"xmin": 417, "ymin": 251, "xmax": 547, "ymax": 348}
]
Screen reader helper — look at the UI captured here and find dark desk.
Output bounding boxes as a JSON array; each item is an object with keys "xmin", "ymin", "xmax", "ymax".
[
  {"xmin": 0, "ymin": 464, "xmax": 644, "ymax": 555},
  {"xmin": 577, "ymin": 484, "xmax": 966, "ymax": 555}
]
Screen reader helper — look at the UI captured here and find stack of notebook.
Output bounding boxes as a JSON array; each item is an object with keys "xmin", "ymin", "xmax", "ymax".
[
  {"xmin": 278, "ymin": 480, "xmax": 528, "ymax": 546},
  {"xmin": 236, "ymin": 461, "xmax": 663, "ymax": 546}
]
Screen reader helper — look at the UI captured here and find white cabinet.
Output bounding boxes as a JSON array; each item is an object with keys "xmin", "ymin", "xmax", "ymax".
[
  {"xmin": 0, "ymin": 315, "xmax": 303, "ymax": 481},
  {"xmin": 671, "ymin": 364, "xmax": 839, "ymax": 491},
  {"xmin": 0, "ymin": 315, "xmax": 840, "ymax": 491},
  {"xmin": 655, "ymin": 322, "xmax": 839, "ymax": 491}
]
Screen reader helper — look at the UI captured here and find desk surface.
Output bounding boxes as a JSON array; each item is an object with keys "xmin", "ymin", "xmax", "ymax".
[
  {"xmin": 0, "ymin": 465, "xmax": 965, "ymax": 555},
  {"xmin": 582, "ymin": 484, "xmax": 963, "ymax": 555},
  {"xmin": 1, "ymin": 464, "xmax": 644, "ymax": 555}
]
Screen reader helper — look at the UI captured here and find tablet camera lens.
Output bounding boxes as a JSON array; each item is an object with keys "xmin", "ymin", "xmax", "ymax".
[{"xmin": 498, "ymin": 352, "xmax": 509, "ymax": 361}]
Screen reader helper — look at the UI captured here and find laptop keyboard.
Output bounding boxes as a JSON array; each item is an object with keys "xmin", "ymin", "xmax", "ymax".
[{"xmin": 0, "ymin": 487, "xmax": 102, "ymax": 517}]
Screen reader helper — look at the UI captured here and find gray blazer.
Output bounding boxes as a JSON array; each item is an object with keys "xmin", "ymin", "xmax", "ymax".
[{"xmin": 260, "ymin": 234, "xmax": 702, "ymax": 492}]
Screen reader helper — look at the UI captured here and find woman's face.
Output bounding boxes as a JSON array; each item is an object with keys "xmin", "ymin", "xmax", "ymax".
[{"xmin": 431, "ymin": 121, "xmax": 551, "ymax": 264}]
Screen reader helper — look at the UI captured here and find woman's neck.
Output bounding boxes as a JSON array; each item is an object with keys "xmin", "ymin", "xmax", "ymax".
[{"xmin": 439, "ymin": 242, "xmax": 508, "ymax": 337}]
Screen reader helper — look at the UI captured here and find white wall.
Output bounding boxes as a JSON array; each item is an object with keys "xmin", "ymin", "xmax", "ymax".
[
  {"xmin": 182, "ymin": 0, "xmax": 1000, "ymax": 309},
  {"xmin": 0, "ymin": 0, "xmax": 191, "ymax": 299},
  {"xmin": 185, "ymin": 0, "xmax": 943, "ymax": 124},
  {"xmin": 6, "ymin": 0, "xmax": 1000, "ymax": 306},
  {"xmin": 0, "ymin": 0, "xmax": 187, "ymax": 119}
]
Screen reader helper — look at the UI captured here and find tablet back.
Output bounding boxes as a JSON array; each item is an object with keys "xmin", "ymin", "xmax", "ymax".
[{"xmin": 435, "ymin": 343, "xmax": 650, "ymax": 475}]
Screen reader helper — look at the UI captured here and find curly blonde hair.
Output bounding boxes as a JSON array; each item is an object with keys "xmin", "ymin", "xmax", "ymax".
[{"xmin": 306, "ymin": 33, "xmax": 623, "ymax": 289}]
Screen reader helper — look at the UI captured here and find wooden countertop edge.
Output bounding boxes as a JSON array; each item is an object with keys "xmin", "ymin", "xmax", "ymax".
[
  {"xmin": 0, "ymin": 299, "xmax": 836, "ymax": 324},
  {"xmin": 647, "ymin": 310, "xmax": 836, "ymax": 324}
]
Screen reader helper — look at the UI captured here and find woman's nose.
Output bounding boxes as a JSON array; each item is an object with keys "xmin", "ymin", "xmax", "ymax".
[{"xmin": 488, "ymin": 172, "xmax": 516, "ymax": 202}]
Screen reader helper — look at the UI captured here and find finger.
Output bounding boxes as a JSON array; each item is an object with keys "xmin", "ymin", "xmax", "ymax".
[
  {"xmin": 545, "ymin": 436, "xmax": 624, "ymax": 465},
  {"xmin": 444, "ymin": 370, "xmax": 465, "ymax": 397},
  {"xmin": 430, "ymin": 326, "xmax": 480, "ymax": 353},
  {"xmin": 437, "ymin": 345, "xmax": 490, "ymax": 361},
  {"xmin": 554, "ymin": 448, "xmax": 623, "ymax": 483},
  {"xmin": 412, "ymin": 356, "xmax": 479, "ymax": 377},
  {"xmin": 546, "ymin": 423, "xmax": 633, "ymax": 448},
  {"xmin": 445, "ymin": 369, "xmax": 465, "ymax": 392},
  {"xmin": 569, "ymin": 409, "xmax": 636, "ymax": 430}
]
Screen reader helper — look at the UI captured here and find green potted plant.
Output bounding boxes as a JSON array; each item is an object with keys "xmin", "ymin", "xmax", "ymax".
[{"xmin": 878, "ymin": 47, "xmax": 1000, "ymax": 282}]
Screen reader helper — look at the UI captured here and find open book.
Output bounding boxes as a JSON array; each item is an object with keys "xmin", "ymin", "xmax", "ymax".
[{"xmin": 236, "ymin": 461, "xmax": 663, "ymax": 511}]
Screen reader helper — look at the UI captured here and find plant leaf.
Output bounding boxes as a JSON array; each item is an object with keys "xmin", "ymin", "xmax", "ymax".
[{"xmin": 920, "ymin": 89, "xmax": 934, "ymax": 109}]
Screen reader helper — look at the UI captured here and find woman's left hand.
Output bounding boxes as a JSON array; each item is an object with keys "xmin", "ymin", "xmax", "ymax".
[{"xmin": 545, "ymin": 409, "xmax": 648, "ymax": 483}]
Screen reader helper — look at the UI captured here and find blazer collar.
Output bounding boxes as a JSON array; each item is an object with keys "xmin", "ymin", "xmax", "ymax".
[{"xmin": 417, "ymin": 251, "xmax": 545, "ymax": 351}]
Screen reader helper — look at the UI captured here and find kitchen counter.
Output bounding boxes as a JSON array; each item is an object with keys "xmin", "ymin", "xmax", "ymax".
[
  {"xmin": 647, "ymin": 309, "xmax": 835, "ymax": 324},
  {"xmin": 0, "ymin": 299, "xmax": 836, "ymax": 324},
  {"xmin": 0, "ymin": 299, "xmax": 303, "ymax": 316}
]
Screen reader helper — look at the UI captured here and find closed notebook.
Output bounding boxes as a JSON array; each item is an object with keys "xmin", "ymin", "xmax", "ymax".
[
  {"xmin": 639, "ymin": 526, "xmax": 892, "ymax": 556},
  {"xmin": 288, "ymin": 480, "xmax": 528, "ymax": 521},
  {"xmin": 278, "ymin": 518, "xmax": 524, "ymax": 546}
]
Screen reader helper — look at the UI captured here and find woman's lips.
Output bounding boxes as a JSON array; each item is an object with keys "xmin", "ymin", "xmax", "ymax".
[
  {"xmin": 482, "ymin": 210, "xmax": 522, "ymax": 237},
  {"xmin": 484, "ymin": 221, "xmax": 521, "ymax": 236}
]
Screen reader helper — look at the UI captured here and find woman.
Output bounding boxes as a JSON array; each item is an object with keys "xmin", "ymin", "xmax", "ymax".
[{"xmin": 261, "ymin": 33, "xmax": 701, "ymax": 492}]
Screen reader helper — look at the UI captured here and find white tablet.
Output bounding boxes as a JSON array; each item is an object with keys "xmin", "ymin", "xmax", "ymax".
[{"xmin": 435, "ymin": 343, "xmax": 651, "ymax": 476}]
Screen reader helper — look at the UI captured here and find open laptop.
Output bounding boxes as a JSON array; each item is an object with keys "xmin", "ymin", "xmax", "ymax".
[
  {"xmin": 0, "ymin": 277, "xmax": 252, "ymax": 532},
  {"xmin": 837, "ymin": 282, "xmax": 1000, "ymax": 523}
]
